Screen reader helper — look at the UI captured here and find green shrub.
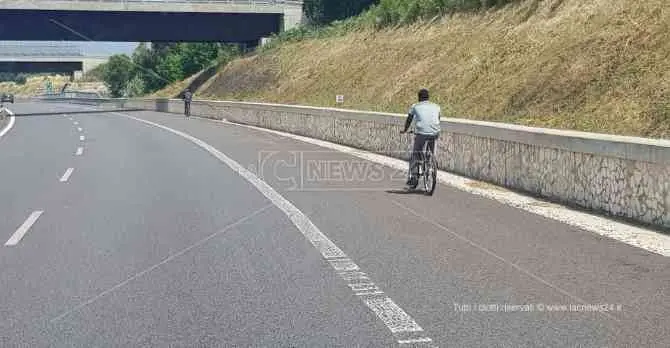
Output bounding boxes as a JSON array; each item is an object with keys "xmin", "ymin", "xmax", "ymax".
[{"xmin": 369, "ymin": 0, "xmax": 518, "ymax": 27}]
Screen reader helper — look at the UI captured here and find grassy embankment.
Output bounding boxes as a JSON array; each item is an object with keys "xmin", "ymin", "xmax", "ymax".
[{"xmin": 152, "ymin": 0, "xmax": 670, "ymax": 138}]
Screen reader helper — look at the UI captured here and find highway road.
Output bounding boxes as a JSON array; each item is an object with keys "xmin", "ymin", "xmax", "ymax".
[{"xmin": 0, "ymin": 101, "xmax": 668, "ymax": 347}]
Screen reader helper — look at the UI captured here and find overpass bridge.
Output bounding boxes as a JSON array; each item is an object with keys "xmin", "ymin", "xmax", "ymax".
[
  {"xmin": 0, "ymin": 43, "xmax": 108, "ymax": 79},
  {"xmin": 0, "ymin": 0, "xmax": 304, "ymax": 43}
]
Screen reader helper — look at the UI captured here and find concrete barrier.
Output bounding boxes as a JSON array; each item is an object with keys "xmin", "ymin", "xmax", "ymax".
[{"xmin": 56, "ymin": 97, "xmax": 670, "ymax": 229}]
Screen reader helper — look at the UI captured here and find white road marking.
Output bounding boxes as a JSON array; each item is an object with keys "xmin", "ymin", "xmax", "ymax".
[
  {"xmin": 51, "ymin": 204, "xmax": 273, "ymax": 322},
  {"xmin": 5, "ymin": 211, "xmax": 43, "ymax": 246},
  {"xmin": 79, "ymin": 135, "xmax": 85, "ymax": 141},
  {"xmin": 392, "ymin": 199, "xmax": 621, "ymax": 323},
  {"xmin": 110, "ymin": 111, "xmax": 434, "ymax": 346},
  {"xmin": 211, "ymin": 117, "xmax": 670, "ymax": 257},
  {"xmin": 365, "ymin": 297, "xmax": 423, "ymax": 333},
  {"xmin": 398, "ymin": 338, "xmax": 434, "ymax": 344},
  {"xmin": 0, "ymin": 109, "xmax": 15, "ymax": 139},
  {"xmin": 73, "ymin": 121, "xmax": 78, "ymax": 125},
  {"xmin": 77, "ymin": 127, "xmax": 82, "ymax": 132},
  {"xmin": 59, "ymin": 168, "xmax": 74, "ymax": 182},
  {"xmin": 75, "ymin": 147, "xmax": 83, "ymax": 156}
]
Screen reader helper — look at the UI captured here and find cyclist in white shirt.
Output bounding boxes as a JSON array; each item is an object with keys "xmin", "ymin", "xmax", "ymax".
[{"xmin": 400, "ymin": 88, "xmax": 441, "ymax": 189}]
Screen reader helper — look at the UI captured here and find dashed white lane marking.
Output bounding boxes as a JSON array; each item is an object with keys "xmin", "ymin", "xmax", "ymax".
[
  {"xmin": 75, "ymin": 147, "xmax": 83, "ymax": 156},
  {"xmin": 73, "ymin": 121, "xmax": 78, "ymax": 125},
  {"xmin": 77, "ymin": 127, "xmax": 82, "ymax": 132},
  {"xmin": 59, "ymin": 168, "xmax": 74, "ymax": 182},
  {"xmin": 111, "ymin": 111, "xmax": 436, "ymax": 346},
  {"xmin": 5, "ymin": 211, "xmax": 43, "ymax": 246},
  {"xmin": 79, "ymin": 135, "xmax": 85, "ymax": 141},
  {"xmin": 0, "ymin": 108, "xmax": 15, "ymax": 139},
  {"xmin": 208, "ymin": 117, "xmax": 670, "ymax": 258}
]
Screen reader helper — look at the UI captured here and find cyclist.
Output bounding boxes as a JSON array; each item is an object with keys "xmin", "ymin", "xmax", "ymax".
[
  {"xmin": 182, "ymin": 88, "xmax": 192, "ymax": 117},
  {"xmin": 400, "ymin": 88, "xmax": 441, "ymax": 189}
]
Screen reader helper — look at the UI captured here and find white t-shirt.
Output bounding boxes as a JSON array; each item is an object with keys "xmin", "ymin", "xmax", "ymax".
[{"xmin": 409, "ymin": 101, "xmax": 441, "ymax": 135}]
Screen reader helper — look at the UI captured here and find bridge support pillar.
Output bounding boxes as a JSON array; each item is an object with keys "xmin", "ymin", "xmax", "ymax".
[{"xmin": 283, "ymin": 7, "xmax": 303, "ymax": 31}]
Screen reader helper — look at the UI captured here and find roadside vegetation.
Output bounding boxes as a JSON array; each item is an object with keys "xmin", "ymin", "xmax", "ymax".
[
  {"xmin": 95, "ymin": 43, "xmax": 242, "ymax": 98},
  {"xmin": 0, "ymin": 73, "xmax": 28, "ymax": 85},
  {"xmin": 0, "ymin": 75, "xmax": 105, "ymax": 96},
  {"xmin": 119, "ymin": 0, "xmax": 670, "ymax": 138}
]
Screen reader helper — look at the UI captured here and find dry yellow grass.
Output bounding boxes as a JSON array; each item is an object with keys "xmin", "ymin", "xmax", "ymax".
[
  {"xmin": 0, "ymin": 75, "xmax": 107, "ymax": 96},
  {"xmin": 149, "ymin": 72, "xmax": 201, "ymax": 98},
  {"xmin": 157, "ymin": 0, "xmax": 670, "ymax": 138}
]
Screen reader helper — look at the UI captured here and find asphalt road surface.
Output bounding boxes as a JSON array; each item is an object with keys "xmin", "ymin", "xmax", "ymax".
[{"xmin": 0, "ymin": 102, "xmax": 668, "ymax": 348}]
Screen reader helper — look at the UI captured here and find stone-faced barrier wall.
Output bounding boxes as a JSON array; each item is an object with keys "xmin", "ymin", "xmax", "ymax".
[{"xmin": 97, "ymin": 97, "xmax": 670, "ymax": 229}]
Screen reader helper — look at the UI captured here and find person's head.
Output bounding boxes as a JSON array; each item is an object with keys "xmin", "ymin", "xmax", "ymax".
[{"xmin": 418, "ymin": 88, "xmax": 429, "ymax": 102}]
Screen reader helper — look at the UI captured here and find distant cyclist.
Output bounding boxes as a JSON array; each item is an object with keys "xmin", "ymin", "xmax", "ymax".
[
  {"xmin": 400, "ymin": 88, "xmax": 441, "ymax": 189},
  {"xmin": 182, "ymin": 88, "xmax": 192, "ymax": 117}
]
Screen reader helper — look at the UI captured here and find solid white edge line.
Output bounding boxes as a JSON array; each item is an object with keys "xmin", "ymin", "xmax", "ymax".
[
  {"xmin": 54, "ymin": 104, "xmax": 670, "ymax": 257},
  {"xmin": 0, "ymin": 109, "xmax": 16, "ymax": 139},
  {"xmin": 203, "ymin": 117, "xmax": 669, "ymax": 258},
  {"xmin": 109, "ymin": 111, "xmax": 435, "ymax": 346},
  {"xmin": 60, "ymin": 168, "xmax": 74, "ymax": 182},
  {"xmin": 5, "ymin": 211, "xmax": 43, "ymax": 246},
  {"xmin": 398, "ymin": 338, "xmax": 433, "ymax": 344},
  {"xmin": 76, "ymin": 147, "xmax": 84, "ymax": 156}
]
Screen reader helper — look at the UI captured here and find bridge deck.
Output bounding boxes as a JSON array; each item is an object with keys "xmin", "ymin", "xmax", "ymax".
[{"xmin": 0, "ymin": 0, "xmax": 303, "ymax": 14}]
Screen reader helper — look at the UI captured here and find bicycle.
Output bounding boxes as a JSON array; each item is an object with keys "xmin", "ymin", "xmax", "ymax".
[{"xmin": 406, "ymin": 130, "xmax": 438, "ymax": 196}]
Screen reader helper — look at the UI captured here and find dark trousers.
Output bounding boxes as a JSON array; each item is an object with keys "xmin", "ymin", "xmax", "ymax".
[
  {"xmin": 409, "ymin": 133, "xmax": 438, "ymax": 178},
  {"xmin": 184, "ymin": 101, "xmax": 191, "ymax": 116}
]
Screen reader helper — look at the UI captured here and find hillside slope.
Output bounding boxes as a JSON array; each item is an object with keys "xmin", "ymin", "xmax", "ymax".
[{"xmin": 159, "ymin": 0, "xmax": 670, "ymax": 138}]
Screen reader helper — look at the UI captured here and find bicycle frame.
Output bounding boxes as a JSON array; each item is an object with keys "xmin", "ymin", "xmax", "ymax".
[{"xmin": 406, "ymin": 130, "xmax": 438, "ymax": 195}]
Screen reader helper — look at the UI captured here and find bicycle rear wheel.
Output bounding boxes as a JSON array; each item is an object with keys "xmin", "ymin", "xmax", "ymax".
[{"xmin": 423, "ymin": 150, "xmax": 437, "ymax": 196}]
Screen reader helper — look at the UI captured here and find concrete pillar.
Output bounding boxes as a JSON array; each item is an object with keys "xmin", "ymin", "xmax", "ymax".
[{"xmin": 283, "ymin": 7, "xmax": 303, "ymax": 31}]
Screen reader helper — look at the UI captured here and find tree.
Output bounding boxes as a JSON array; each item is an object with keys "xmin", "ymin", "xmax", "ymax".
[
  {"xmin": 102, "ymin": 54, "xmax": 134, "ymax": 98},
  {"xmin": 132, "ymin": 42, "xmax": 163, "ymax": 93},
  {"xmin": 124, "ymin": 75, "xmax": 146, "ymax": 97},
  {"xmin": 180, "ymin": 43, "xmax": 220, "ymax": 76},
  {"xmin": 155, "ymin": 50, "xmax": 184, "ymax": 86}
]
